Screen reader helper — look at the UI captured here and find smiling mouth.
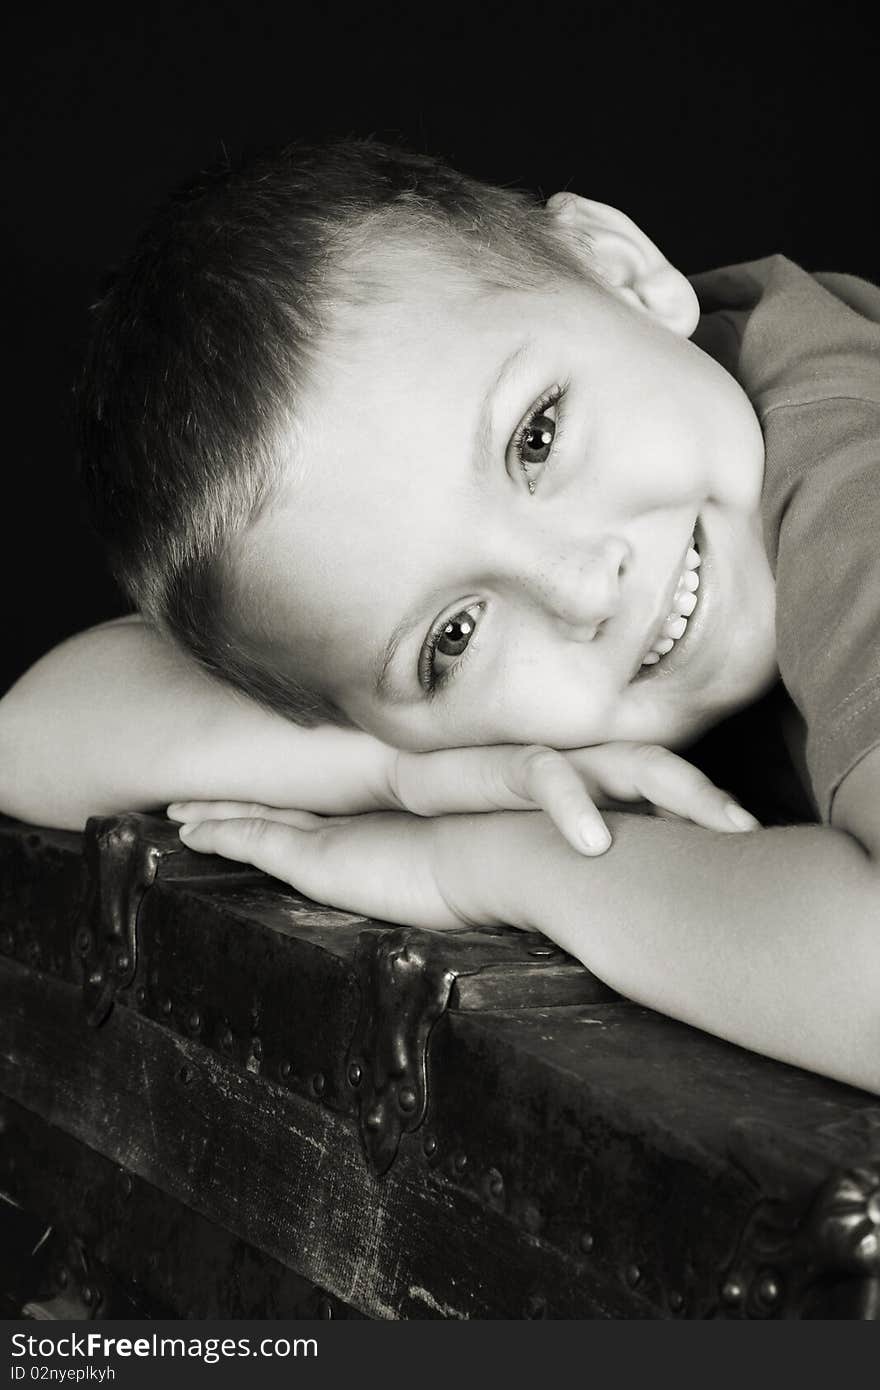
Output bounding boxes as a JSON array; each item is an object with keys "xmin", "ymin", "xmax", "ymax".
[{"xmin": 635, "ymin": 527, "xmax": 703, "ymax": 679}]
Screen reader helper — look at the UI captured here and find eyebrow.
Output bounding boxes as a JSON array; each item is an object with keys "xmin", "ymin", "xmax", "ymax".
[{"xmin": 372, "ymin": 339, "xmax": 536, "ymax": 703}]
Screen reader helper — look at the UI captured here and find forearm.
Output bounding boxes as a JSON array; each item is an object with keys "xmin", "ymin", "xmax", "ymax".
[
  {"xmin": 497, "ymin": 814, "xmax": 880, "ymax": 1093},
  {"xmin": 0, "ymin": 620, "xmax": 392, "ymax": 830}
]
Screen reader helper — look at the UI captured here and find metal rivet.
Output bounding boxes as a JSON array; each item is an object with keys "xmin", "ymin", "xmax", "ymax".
[
  {"xmin": 279, "ymin": 1060, "xmax": 292, "ymax": 1080},
  {"xmin": 626, "ymin": 1264, "xmax": 641, "ymax": 1288},
  {"xmin": 318, "ymin": 1297, "xmax": 334, "ymax": 1320},
  {"xmin": 75, "ymin": 930, "xmax": 91, "ymax": 956},
  {"xmin": 423, "ymin": 1134, "xmax": 437, "ymax": 1158},
  {"xmin": 115, "ymin": 952, "xmax": 130, "ymax": 973},
  {"xmin": 365, "ymin": 1110, "xmax": 382, "ymax": 1131},
  {"xmin": 135, "ymin": 987, "xmax": 146, "ymax": 1006},
  {"xmin": 251, "ymin": 1037, "xmax": 263, "ymax": 1060},
  {"xmin": 119, "ymin": 1172, "xmax": 132, "ymax": 1198},
  {"xmin": 522, "ymin": 1204, "xmax": 541, "ymax": 1234},
  {"xmin": 669, "ymin": 1290, "xmax": 684, "ymax": 1312},
  {"xmin": 90, "ymin": 966, "xmax": 105, "ymax": 987},
  {"xmin": 487, "ymin": 1169, "xmax": 504, "ymax": 1199},
  {"xmin": 56, "ymin": 1267, "xmax": 68, "ymax": 1288},
  {"xmin": 757, "ymin": 1274, "xmax": 780, "ymax": 1304},
  {"xmin": 312, "ymin": 1072, "xmax": 326, "ymax": 1096},
  {"xmin": 160, "ymin": 996, "xmax": 172, "ymax": 1016},
  {"xmin": 579, "ymin": 1231, "xmax": 595, "ymax": 1254},
  {"xmin": 527, "ymin": 945, "xmax": 555, "ymax": 957},
  {"xmin": 347, "ymin": 1062, "xmax": 362, "ymax": 1087},
  {"xmin": 81, "ymin": 1285, "xmax": 94, "ymax": 1306},
  {"xmin": 398, "ymin": 1086, "xmax": 417, "ymax": 1113},
  {"xmin": 188, "ymin": 1009, "xmax": 201, "ymax": 1032},
  {"xmin": 721, "ymin": 1278, "xmax": 744, "ymax": 1305},
  {"xmin": 453, "ymin": 1152, "xmax": 468, "ymax": 1175}
]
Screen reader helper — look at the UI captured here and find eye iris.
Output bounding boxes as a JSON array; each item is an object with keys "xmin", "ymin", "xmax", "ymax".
[
  {"xmin": 522, "ymin": 413, "xmax": 555, "ymax": 464},
  {"xmin": 436, "ymin": 614, "xmax": 475, "ymax": 657}
]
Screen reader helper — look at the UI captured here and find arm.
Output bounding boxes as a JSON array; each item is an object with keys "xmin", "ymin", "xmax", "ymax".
[
  {"xmin": 173, "ymin": 750, "xmax": 880, "ymax": 1094},
  {"xmin": 495, "ymin": 808, "xmax": 880, "ymax": 1095},
  {"xmin": 0, "ymin": 617, "xmax": 394, "ymax": 830},
  {"xmin": 471, "ymin": 747, "xmax": 880, "ymax": 1094},
  {"xmin": 0, "ymin": 619, "xmax": 753, "ymax": 841}
]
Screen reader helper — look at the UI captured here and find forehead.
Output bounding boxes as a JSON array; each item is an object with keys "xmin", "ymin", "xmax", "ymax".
[
  {"xmin": 323, "ymin": 224, "xmax": 584, "ymax": 358},
  {"xmin": 323, "ymin": 245, "xmax": 514, "ymax": 368}
]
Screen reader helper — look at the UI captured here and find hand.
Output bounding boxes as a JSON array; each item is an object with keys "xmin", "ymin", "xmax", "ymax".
[
  {"xmin": 170, "ymin": 805, "xmax": 554, "ymax": 930},
  {"xmin": 380, "ymin": 740, "xmax": 759, "ymax": 853},
  {"xmin": 169, "ymin": 741, "xmax": 757, "ymax": 865}
]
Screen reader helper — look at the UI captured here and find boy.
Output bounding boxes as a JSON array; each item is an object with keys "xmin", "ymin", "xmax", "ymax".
[{"xmin": 2, "ymin": 139, "xmax": 879, "ymax": 1094}]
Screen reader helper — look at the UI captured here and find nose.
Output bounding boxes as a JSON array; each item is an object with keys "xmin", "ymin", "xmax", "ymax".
[{"xmin": 521, "ymin": 535, "xmax": 630, "ymax": 639}]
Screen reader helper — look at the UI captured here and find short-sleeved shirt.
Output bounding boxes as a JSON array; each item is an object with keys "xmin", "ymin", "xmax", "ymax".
[{"xmin": 688, "ymin": 255, "xmax": 880, "ymax": 823}]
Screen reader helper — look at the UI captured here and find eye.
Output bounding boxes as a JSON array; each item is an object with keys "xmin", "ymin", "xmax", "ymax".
[
  {"xmin": 418, "ymin": 602, "xmax": 483, "ymax": 693},
  {"xmin": 509, "ymin": 383, "xmax": 567, "ymax": 493}
]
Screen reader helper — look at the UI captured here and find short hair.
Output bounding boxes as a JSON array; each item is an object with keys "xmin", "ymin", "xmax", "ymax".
[{"xmin": 76, "ymin": 136, "xmax": 592, "ymax": 726}]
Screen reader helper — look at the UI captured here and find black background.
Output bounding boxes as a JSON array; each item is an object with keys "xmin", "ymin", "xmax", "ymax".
[{"xmin": 4, "ymin": 0, "xmax": 879, "ymax": 696}]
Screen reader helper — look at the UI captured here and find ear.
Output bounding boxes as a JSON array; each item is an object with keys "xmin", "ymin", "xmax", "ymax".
[{"xmin": 546, "ymin": 192, "xmax": 700, "ymax": 338}]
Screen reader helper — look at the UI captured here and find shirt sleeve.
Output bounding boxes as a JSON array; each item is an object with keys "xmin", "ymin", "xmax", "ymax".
[{"xmin": 761, "ymin": 395, "xmax": 880, "ymax": 821}]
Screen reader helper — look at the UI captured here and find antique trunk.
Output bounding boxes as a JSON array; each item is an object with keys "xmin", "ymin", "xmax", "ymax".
[{"xmin": 1, "ymin": 810, "xmax": 879, "ymax": 1320}]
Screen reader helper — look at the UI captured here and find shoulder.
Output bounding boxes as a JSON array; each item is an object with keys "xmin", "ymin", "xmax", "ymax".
[{"xmin": 812, "ymin": 270, "xmax": 880, "ymax": 325}]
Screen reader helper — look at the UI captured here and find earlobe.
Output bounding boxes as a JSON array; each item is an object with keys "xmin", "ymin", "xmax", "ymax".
[{"xmin": 546, "ymin": 192, "xmax": 700, "ymax": 338}]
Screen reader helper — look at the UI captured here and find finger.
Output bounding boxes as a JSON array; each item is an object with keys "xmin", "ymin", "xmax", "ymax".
[
  {"xmin": 177, "ymin": 812, "xmax": 456, "ymax": 928},
  {"xmin": 393, "ymin": 747, "xmax": 610, "ymax": 854},
  {"xmin": 513, "ymin": 748, "xmax": 611, "ymax": 854},
  {"xmin": 391, "ymin": 746, "xmax": 537, "ymax": 815},
  {"xmin": 167, "ymin": 801, "xmax": 327, "ymax": 829},
  {"xmin": 571, "ymin": 744, "xmax": 760, "ymax": 833},
  {"xmin": 177, "ymin": 816, "xmax": 333, "ymax": 896}
]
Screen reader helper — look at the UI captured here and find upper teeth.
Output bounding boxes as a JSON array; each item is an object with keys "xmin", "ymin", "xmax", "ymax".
[{"xmin": 640, "ymin": 538, "xmax": 701, "ymax": 667}]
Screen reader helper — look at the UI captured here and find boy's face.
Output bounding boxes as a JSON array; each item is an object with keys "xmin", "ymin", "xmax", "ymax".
[{"xmin": 241, "ymin": 225, "xmax": 778, "ymax": 754}]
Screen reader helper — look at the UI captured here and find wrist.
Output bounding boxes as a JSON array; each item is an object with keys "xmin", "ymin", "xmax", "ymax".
[
  {"xmin": 443, "ymin": 810, "xmax": 563, "ymax": 933},
  {"xmin": 378, "ymin": 745, "xmax": 406, "ymax": 811}
]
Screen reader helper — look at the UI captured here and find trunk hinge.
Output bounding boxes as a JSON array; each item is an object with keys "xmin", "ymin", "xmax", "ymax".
[{"xmin": 345, "ymin": 927, "xmax": 457, "ymax": 1177}]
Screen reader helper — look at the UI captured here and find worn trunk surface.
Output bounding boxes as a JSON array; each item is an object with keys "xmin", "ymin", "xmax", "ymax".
[{"xmin": 1, "ymin": 811, "xmax": 878, "ymax": 1319}]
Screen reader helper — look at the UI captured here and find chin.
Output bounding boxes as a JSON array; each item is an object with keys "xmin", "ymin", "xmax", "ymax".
[{"xmin": 676, "ymin": 667, "xmax": 779, "ymax": 748}]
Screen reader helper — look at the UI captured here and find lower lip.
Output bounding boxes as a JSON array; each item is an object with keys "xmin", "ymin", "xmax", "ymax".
[{"xmin": 635, "ymin": 518, "xmax": 709, "ymax": 682}]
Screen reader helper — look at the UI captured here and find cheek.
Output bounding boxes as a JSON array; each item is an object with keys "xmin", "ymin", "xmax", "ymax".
[
  {"xmin": 705, "ymin": 385, "xmax": 766, "ymax": 510},
  {"xmin": 477, "ymin": 654, "xmax": 619, "ymax": 747}
]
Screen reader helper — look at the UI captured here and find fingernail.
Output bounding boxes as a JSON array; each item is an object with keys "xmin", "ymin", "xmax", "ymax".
[
  {"xmin": 724, "ymin": 801, "xmax": 760, "ymax": 832},
  {"xmin": 167, "ymin": 804, "xmax": 184, "ymax": 818},
  {"xmin": 580, "ymin": 817, "xmax": 612, "ymax": 854},
  {"xmin": 178, "ymin": 822, "xmax": 199, "ymax": 840}
]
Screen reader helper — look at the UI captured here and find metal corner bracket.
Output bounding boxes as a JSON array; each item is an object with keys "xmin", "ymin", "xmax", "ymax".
[{"xmin": 345, "ymin": 927, "xmax": 457, "ymax": 1177}]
